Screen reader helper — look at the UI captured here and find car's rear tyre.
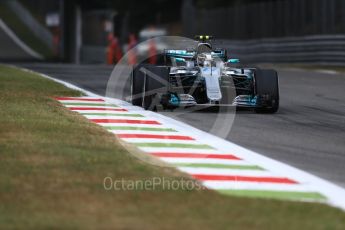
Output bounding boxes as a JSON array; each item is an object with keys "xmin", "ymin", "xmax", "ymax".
[
  {"xmin": 254, "ymin": 69, "xmax": 279, "ymax": 113},
  {"xmin": 131, "ymin": 65, "xmax": 145, "ymax": 106},
  {"xmin": 131, "ymin": 64, "xmax": 170, "ymax": 110}
]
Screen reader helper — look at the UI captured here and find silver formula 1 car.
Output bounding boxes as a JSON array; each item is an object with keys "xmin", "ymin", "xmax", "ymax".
[{"xmin": 131, "ymin": 35, "xmax": 279, "ymax": 113}]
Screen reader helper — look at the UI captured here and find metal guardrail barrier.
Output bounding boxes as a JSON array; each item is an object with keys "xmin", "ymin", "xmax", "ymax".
[
  {"xmin": 217, "ymin": 35, "xmax": 345, "ymax": 65},
  {"xmin": 80, "ymin": 35, "xmax": 345, "ymax": 65},
  {"xmin": 80, "ymin": 46, "xmax": 107, "ymax": 64},
  {"xmin": 183, "ymin": 0, "xmax": 345, "ymax": 40},
  {"xmin": 182, "ymin": 0, "xmax": 345, "ymax": 65}
]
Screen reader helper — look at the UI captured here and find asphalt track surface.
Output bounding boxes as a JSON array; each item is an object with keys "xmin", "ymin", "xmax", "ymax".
[{"xmin": 18, "ymin": 63, "xmax": 345, "ymax": 188}]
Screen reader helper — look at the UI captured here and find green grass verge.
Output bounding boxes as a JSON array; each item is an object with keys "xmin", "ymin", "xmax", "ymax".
[
  {"xmin": 0, "ymin": 2, "xmax": 53, "ymax": 58},
  {"xmin": 1, "ymin": 64, "xmax": 345, "ymax": 229}
]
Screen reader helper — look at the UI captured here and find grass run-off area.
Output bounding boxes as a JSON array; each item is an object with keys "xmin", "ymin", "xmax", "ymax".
[{"xmin": 0, "ymin": 64, "xmax": 345, "ymax": 229}]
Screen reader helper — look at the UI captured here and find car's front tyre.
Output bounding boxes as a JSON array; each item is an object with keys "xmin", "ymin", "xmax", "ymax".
[
  {"xmin": 254, "ymin": 69, "xmax": 279, "ymax": 113},
  {"xmin": 131, "ymin": 64, "xmax": 170, "ymax": 110}
]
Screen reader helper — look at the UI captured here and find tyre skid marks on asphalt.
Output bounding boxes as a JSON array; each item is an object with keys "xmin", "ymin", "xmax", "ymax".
[{"xmin": 55, "ymin": 97, "xmax": 329, "ymax": 203}]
